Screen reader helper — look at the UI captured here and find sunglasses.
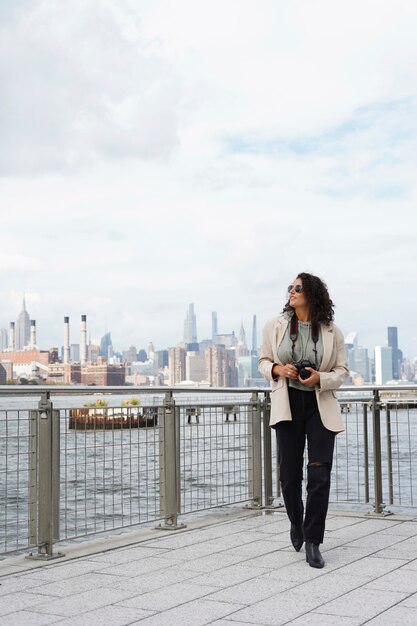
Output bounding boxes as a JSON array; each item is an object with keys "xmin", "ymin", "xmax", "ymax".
[{"xmin": 288, "ymin": 284, "xmax": 303, "ymax": 293}]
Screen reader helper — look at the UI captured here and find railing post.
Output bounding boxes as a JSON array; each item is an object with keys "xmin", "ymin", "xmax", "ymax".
[
  {"xmin": 385, "ymin": 404, "xmax": 394, "ymax": 506},
  {"xmin": 363, "ymin": 403, "xmax": 369, "ymax": 503},
  {"xmin": 247, "ymin": 391, "xmax": 262, "ymax": 509},
  {"xmin": 262, "ymin": 392, "xmax": 275, "ymax": 508},
  {"xmin": 156, "ymin": 391, "xmax": 186, "ymax": 530},
  {"xmin": 27, "ymin": 392, "xmax": 63, "ymax": 560},
  {"xmin": 371, "ymin": 389, "xmax": 385, "ymax": 515},
  {"xmin": 28, "ymin": 410, "xmax": 38, "ymax": 545}
]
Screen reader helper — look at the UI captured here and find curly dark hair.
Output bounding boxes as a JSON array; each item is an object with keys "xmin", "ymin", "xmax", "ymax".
[{"xmin": 283, "ymin": 272, "xmax": 335, "ymax": 325}]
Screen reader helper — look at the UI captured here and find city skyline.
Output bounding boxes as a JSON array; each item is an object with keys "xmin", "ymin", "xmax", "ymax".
[
  {"xmin": 1, "ymin": 1, "xmax": 417, "ymax": 361},
  {"xmin": 0, "ymin": 297, "xmax": 413, "ymax": 363}
]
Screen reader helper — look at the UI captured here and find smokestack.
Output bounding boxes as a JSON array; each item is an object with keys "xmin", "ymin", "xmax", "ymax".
[
  {"xmin": 80, "ymin": 315, "xmax": 87, "ymax": 366},
  {"xmin": 64, "ymin": 317, "xmax": 70, "ymax": 364},
  {"xmin": 9, "ymin": 322, "xmax": 15, "ymax": 352},
  {"xmin": 30, "ymin": 320, "xmax": 36, "ymax": 349}
]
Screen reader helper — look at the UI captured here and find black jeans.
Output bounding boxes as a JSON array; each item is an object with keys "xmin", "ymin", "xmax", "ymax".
[{"xmin": 275, "ymin": 387, "xmax": 336, "ymax": 545}]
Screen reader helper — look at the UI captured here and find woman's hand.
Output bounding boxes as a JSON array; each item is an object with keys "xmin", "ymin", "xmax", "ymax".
[
  {"xmin": 298, "ymin": 367, "xmax": 320, "ymax": 387},
  {"xmin": 272, "ymin": 364, "xmax": 299, "ymax": 380}
]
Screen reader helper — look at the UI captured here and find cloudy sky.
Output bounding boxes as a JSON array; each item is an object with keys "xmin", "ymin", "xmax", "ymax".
[{"xmin": 1, "ymin": 0, "xmax": 417, "ymax": 358}]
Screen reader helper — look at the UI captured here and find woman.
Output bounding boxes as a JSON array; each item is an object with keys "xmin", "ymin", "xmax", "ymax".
[{"xmin": 258, "ymin": 272, "xmax": 348, "ymax": 568}]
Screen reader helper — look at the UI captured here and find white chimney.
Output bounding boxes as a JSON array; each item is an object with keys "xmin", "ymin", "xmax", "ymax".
[
  {"xmin": 80, "ymin": 315, "xmax": 87, "ymax": 366},
  {"xmin": 30, "ymin": 320, "xmax": 36, "ymax": 349},
  {"xmin": 64, "ymin": 317, "xmax": 70, "ymax": 364},
  {"xmin": 9, "ymin": 322, "xmax": 15, "ymax": 352}
]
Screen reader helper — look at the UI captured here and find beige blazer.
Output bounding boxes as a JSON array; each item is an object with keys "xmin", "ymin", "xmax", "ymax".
[{"xmin": 258, "ymin": 315, "xmax": 349, "ymax": 433}]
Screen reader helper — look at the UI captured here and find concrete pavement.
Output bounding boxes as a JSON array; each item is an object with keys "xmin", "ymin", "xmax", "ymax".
[{"xmin": 1, "ymin": 508, "xmax": 417, "ymax": 625}]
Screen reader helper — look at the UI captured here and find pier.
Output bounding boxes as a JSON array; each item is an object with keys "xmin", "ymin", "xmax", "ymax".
[
  {"xmin": 1, "ymin": 507, "xmax": 417, "ymax": 625},
  {"xmin": 1, "ymin": 384, "xmax": 417, "ymax": 623}
]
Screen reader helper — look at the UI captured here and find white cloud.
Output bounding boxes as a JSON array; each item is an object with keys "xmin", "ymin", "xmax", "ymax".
[{"xmin": 1, "ymin": 0, "xmax": 417, "ymax": 358}]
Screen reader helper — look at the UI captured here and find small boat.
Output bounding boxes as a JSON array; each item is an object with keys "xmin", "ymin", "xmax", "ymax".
[{"xmin": 68, "ymin": 406, "xmax": 158, "ymax": 430}]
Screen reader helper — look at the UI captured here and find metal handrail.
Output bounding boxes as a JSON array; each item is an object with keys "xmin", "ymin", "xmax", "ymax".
[{"xmin": 1, "ymin": 384, "xmax": 417, "ymax": 559}]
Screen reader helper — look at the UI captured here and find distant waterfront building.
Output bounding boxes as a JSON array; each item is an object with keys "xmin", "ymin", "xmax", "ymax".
[
  {"xmin": 237, "ymin": 355, "xmax": 259, "ymax": 387},
  {"xmin": 213, "ymin": 332, "xmax": 237, "ymax": 349},
  {"xmin": 0, "ymin": 328, "xmax": 8, "ymax": 352},
  {"xmin": 185, "ymin": 351, "xmax": 206, "ymax": 383},
  {"xmin": 81, "ymin": 364, "xmax": 125, "ymax": 386},
  {"xmin": 123, "ymin": 346, "xmax": 138, "ymax": 364},
  {"xmin": 99, "ymin": 332, "xmax": 113, "ymax": 360},
  {"xmin": 0, "ymin": 363, "xmax": 7, "ymax": 384},
  {"xmin": 70, "ymin": 343, "xmax": 80, "ymax": 362},
  {"xmin": 137, "ymin": 349, "xmax": 147, "ymax": 362},
  {"xmin": 87, "ymin": 344, "xmax": 100, "ymax": 365},
  {"xmin": 147, "ymin": 341, "xmax": 155, "ymax": 361},
  {"xmin": 374, "ymin": 346, "xmax": 393, "ymax": 384},
  {"xmin": 15, "ymin": 296, "xmax": 31, "ymax": 350},
  {"xmin": 184, "ymin": 303, "xmax": 197, "ymax": 344},
  {"xmin": 205, "ymin": 345, "xmax": 236, "ymax": 387},
  {"xmin": 211, "ymin": 312, "xmax": 218, "ymax": 340},
  {"xmin": 169, "ymin": 346, "xmax": 186, "ymax": 385},
  {"xmin": 251, "ymin": 315, "xmax": 258, "ymax": 355},
  {"xmin": 353, "ymin": 347, "xmax": 370, "ymax": 383},
  {"xmin": 236, "ymin": 323, "xmax": 249, "ymax": 358},
  {"xmin": 154, "ymin": 350, "xmax": 169, "ymax": 369},
  {"xmin": 387, "ymin": 327, "xmax": 402, "ymax": 380}
]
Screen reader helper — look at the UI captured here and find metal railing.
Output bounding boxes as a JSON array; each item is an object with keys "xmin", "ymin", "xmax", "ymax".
[{"xmin": 0, "ymin": 384, "xmax": 416, "ymax": 558}]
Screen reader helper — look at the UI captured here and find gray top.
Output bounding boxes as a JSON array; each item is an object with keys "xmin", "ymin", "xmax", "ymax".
[{"xmin": 277, "ymin": 320, "xmax": 324, "ymax": 392}]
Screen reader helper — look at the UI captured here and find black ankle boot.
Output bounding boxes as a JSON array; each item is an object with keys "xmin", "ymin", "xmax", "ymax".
[
  {"xmin": 290, "ymin": 524, "xmax": 304, "ymax": 552},
  {"xmin": 305, "ymin": 542, "xmax": 325, "ymax": 568}
]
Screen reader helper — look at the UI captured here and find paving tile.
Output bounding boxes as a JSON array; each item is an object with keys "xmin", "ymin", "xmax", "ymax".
[
  {"xmin": 225, "ymin": 539, "xmax": 289, "ymax": 558},
  {"xmin": 237, "ymin": 548, "xmax": 301, "ymax": 570},
  {"xmin": 376, "ymin": 521, "xmax": 417, "ymax": 537},
  {"xmin": 30, "ymin": 587, "xmax": 139, "ymax": 617},
  {"xmin": 6, "ymin": 560, "xmax": 101, "ymax": 585},
  {"xmin": 364, "ymin": 605, "xmax": 417, "ymax": 625},
  {"xmin": 0, "ymin": 591, "xmax": 58, "ymax": 617},
  {"xmin": 128, "ymin": 598, "xmax": 245, "ymax": 625},
  {"xmin": 314, "ymin": 588, "xmax": 408, "ymax": 619},
  {"xmin": 402, "ymin": 558, "xmax": 417, "ymax": 571},
  {"xmin": 337, "ymin": 556, "xmax": 408, "ymax": 579},
  {"xmin": 0, "ymin": 610, "xmax": 61, "ymax": 626},
  {"xmin": 55, "ymin": 604, "xmax": 155, "ymax": 625},
  {"xmin": 24, "ymin": 572, "xmax": 125, "ymax": 598},
  {"xmin": 0, "ymin": 574, "xmax": 47, "ymax": 594},
  {"xmin": 285, "ymin": 613, "xmax": 363, "ymax": 625},
  {"xmin": 118, "ymin": 581, "xmax": 218, "ymax": 611},
  {"xmin": 344, "ymin": 533, "xmax": 410, "ymax": 550},
  {"xmin": 97, "ymin": 555, "xmax": 177, "ymax": 577},
  {"xmin": 207, "ymin": 571, "xmax": 296, "ymax": 605},
  {"xmin": 228, "ymin": 589, "xmax": 326, "ymax": 626},
  {"xmin": 176, "ymin": 552, "xmax": 250, "ymax": 573},
  {"xmin": 401, "ymin": 592, "xmax": 417, "ymax": 608},
  {"xmin": 364, "ymin": 568, "xmax": 417, "ymax": 593},
  {"xmin": 288, "ymin": 573, "xmax": 368, "ymax": 603},
  {"xmin": 85, "ymin": 545, "xmax": 168, "ymax": 563},
  {"xmin": 186, "ymin": 564, "xmax": 271, "ymax": 588}
]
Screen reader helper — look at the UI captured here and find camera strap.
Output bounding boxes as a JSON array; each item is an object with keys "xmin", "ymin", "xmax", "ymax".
[{"xmin": 289, "ymin": 315, "xmax": 319, "ymax": 364}]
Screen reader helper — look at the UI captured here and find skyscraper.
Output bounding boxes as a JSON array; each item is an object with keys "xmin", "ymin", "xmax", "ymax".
[
  {"xmin": 0, "ymin": 329, "xmax": 8, "ymax": 352},
  {"xmin": 183, "ymin": 303, "xmax": 197, "ymax": 344},
  {"xmin": 100, "ymin": 332, "xmax": 113, "ymax": 360},
  {"xmin": 251, "ymin": 314, "xmax": 258, "ymax": 355},
  {"xmin": 236, "ymin": 322, "xmax": 249, "ymax": 358},
  {"xmin": 15, "ymin": 296, "xmax": 31, "ymax": 350},
  {"xmin": 211, "ymin": 311, "xmax": 218, "ymax": 339},
  {"xmin": 375, "ymin": 346, "xmax": 393, "ymax": 384},
  {"xmin": 387, "ymin": 327, "xmax": 401, "ymax": 380},
  {"xmin": 169, "ymin": 346, "xmax": 186, "ymax": 384}
]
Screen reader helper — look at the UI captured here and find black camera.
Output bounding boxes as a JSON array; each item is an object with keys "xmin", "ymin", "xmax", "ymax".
[{"xmin": 292, "ymin": 359, "xmax": 316, "ymax": 380}]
